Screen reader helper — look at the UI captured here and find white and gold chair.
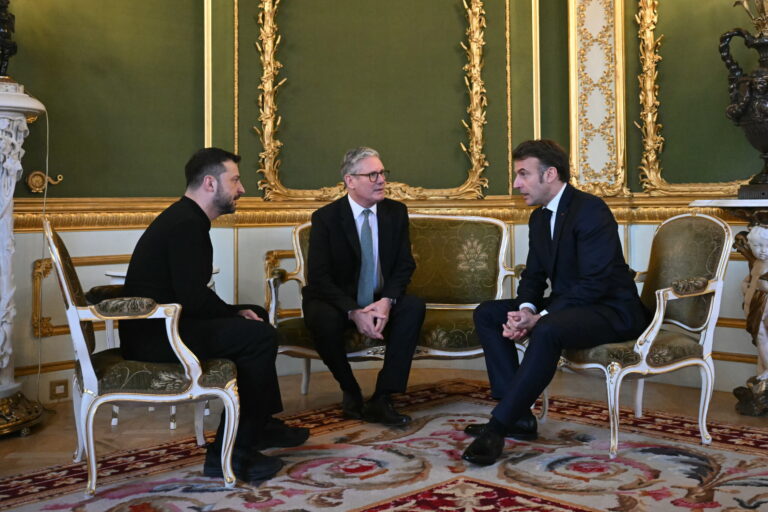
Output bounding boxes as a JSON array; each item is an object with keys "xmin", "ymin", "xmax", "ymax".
[
  {"xmin": 44, "ymin": 219, "xmax": 239, "ymax": 494},
  {"xmin": 560, "ymin": 213, "xmax": 732, "ymax": 457}
]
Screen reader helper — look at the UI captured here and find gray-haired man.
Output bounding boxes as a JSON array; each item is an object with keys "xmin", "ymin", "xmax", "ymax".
[{"xmin": 302, "ymin": 147, "xmax": 426, "ymax": 426}]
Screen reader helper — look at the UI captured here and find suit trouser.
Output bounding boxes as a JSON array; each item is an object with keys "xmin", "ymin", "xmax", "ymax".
[
  {"xmin": 474, "ymin": 299, "xmax": 647, "ymax": 427},
  {"xmin": 303, "ymin": 295, "xmax": 426, "ymax": 396},
  {"xmin": 122, "ymin": 305, "xmax": 281, "ymax": 450}
]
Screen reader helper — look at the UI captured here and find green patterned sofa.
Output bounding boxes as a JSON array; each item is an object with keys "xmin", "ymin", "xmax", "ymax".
[{"xmin": 268, "ymin": 214, "xmax": 516, "ymax": 394}]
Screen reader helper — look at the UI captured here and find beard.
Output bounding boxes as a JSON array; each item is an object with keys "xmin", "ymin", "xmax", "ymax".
[{"xmin": 213, "ymin": 188, "xmax": 237, "ymax": 215}]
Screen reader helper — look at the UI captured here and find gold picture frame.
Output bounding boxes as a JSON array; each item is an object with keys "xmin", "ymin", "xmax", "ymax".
[
  {"xmin": 635, "ymin": 0, "xmax": 747, "ymax": 196},
  {"xmin": 253, "ymin": 0, "xmax": 492, "ymax": 201}
]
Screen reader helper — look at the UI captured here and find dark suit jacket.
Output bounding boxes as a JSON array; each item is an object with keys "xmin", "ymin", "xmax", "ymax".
[
  {"xmin": 302, "ymin": 196, "xmax": 416, "ymax": 313},
  {"xmin": 515, "ymin": 184, "xmax": 648, "ymax": 333}
]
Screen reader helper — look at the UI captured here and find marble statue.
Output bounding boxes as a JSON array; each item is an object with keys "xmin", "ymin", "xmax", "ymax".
[
  {"xmin": 0, "ymin": 115, "xmax": 26, "ymax": 385},
  {"xmin": 734, "ymin": 222, "xmax": 768, "ymax": 415}
]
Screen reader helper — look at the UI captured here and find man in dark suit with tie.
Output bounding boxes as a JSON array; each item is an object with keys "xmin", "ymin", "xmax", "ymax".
[
  {"xmin": 303, "ymin": 147, "xmax": 426, "ymax": 426},
  {"xmin": 462, "ymin": 139, "xmax": 650, "ymax": 465}
]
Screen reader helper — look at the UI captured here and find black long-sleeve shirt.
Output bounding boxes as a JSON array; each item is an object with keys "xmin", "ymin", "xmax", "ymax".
[{"xmin": 119, "ymin": 196, "xmax": 236, "ymax": 360}]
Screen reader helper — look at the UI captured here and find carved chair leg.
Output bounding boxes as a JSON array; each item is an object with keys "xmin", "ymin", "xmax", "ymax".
[
  {"xmin": 698, "ymin": 360, "xmax": 715, "ymax": 446},
  {"xmin": 634, "ymin": 379, "xmax": 645, "ymax": 418},
  {"xmin": 301, "ymin": 358, "xmax": 311, "ymax": 395}
]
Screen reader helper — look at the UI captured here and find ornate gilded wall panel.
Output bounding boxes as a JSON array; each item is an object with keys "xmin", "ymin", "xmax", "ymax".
[
  {"xmin": 568, "ymin": 0, "xmax": 629, "ymax": 197},
  {"xmin": 635, "ymin": 0, "xmax": 748, "ymax": 196},
  {"xmin": 252, "ymin": 0, "xmax": 491, "ymax": 201}
]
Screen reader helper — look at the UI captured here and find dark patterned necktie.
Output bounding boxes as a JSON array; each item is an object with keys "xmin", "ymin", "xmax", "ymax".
[
  {"xmin": 542, "ymin": 207, "xmax": 552, "ymax": 241},
  {"xmin": 357, "ymin": 209, "xmax": 375, "ymax": 307}
]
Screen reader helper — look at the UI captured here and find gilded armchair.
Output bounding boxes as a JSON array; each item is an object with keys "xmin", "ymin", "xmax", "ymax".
[
  {"xmin": 560, "ymin": 213, "xmax": 732, "ymax": 457},
  {"xmin": 43, "ymin": 219, "xmax": 240, "ymax": 494}
]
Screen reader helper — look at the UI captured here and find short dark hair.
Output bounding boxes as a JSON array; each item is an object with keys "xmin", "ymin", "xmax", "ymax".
[
  {"xmin": 512, "ymin": 139, "xmax": 570, "ymax": 182},
  {"xmin": 184, "ymin": 147, "xmax": 241, "ymax": 189}
]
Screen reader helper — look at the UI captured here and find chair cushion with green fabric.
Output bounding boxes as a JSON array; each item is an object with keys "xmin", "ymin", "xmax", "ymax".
[
  {"xmin": 76, "ymin": 349, "xmax": 237, "ymax": 394},
  {"xmin": 563, "ymin": 331, "xmax": 704, "ymax": 369},
  {"xmin": 419, "ymin": 309, "xmax": 480, "ymax": 352}
]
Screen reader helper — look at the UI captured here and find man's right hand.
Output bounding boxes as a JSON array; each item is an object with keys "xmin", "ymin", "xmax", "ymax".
[{"xmin": 349, "ymin": 308, "xmax": 386, "ymax": 340}]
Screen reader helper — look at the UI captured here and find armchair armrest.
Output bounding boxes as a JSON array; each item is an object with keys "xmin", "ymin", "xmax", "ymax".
[
  {"xmin": 670, "ymin": 276, "xmax": 709, "ymax": 296},
  {"xmin": 90, "ymin": 297, "xmax": 159, "ymax": 318},
  {"xmin": 78, "ymin": 301, "xmax": 203, "ymax": 383}
]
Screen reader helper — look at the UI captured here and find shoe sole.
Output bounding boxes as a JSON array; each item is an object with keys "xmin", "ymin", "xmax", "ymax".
[
  {"xmin": 461, "ymin": 453, "xmax": 499, "ymax": 466},
  {"xmin": 203, "ymin": 460, "xmax": 284, "ymax": 483}
]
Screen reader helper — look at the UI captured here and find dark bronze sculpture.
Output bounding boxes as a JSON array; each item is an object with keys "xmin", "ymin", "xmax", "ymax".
[
  {"xmin": 0, "ymin": 0, "xmax": 16, "ymax": 77},
  {"xmin": 721, "ymin": 1, "xmax": 768, "ymax": 198}
]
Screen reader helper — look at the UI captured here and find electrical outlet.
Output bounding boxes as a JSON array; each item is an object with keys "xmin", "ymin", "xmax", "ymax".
[{"xmin": 50, "ymin": 379, "xmax": 68, "ymax": 400}]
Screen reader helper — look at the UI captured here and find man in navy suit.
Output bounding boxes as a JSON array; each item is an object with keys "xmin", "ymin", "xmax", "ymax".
[
  {"xmin": 303, "ymin": 147, "xmax": 426, "ymax": 426},
  {"xmin": 462, "ymin": 139, "xmax": 650, "ymax": 465}
]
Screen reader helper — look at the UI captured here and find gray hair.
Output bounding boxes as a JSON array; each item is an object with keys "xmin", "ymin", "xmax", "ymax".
[{"xmin": 340, "ymin": 147, "xmax": 380, "ymax": 178}]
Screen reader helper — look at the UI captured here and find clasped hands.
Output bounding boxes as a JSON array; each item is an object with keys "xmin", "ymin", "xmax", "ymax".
[
  {"xmin": 502, "ymin": 307, "xmax": 540, "ymax": 340},
  {"xmin": 350, "ymin": 297, "xmax": 392, "ymax": 340}
]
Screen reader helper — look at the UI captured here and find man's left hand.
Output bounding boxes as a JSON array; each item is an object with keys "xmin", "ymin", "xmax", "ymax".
[
  {"xmin": 362, "ymin": 297, "xmax": 392, "ymax": 334},
  {"xmin": 237, "ymin": 309, "xmax": 264, "ymax": 321},
  {"xmin": 508, "ymin": 308, "xmax": 540, "ymax": 331}
]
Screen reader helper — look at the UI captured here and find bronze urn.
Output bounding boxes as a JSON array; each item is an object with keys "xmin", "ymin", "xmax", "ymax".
[{"xmin": 721, "ymin": 1, "xmax": 768, "ymax": 197}]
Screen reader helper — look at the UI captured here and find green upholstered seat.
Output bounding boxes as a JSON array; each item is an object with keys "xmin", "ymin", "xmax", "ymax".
[
  {"xmin": 563, "ymin": 330, "xmax": 704, "ymax": 369},
  {"xmin": 76, "ymin": 349, "xmax": 237, "ymax": 395}
]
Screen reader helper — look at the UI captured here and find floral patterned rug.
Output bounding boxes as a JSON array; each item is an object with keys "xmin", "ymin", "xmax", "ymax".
[{"xmin": 2, "ymin": 379, "xmax": 768, "ymax": 511}]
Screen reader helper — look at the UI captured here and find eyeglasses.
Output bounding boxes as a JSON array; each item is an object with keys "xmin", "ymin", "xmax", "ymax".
[{"xmin": 349, "ymin": 170, "xmax": 390, "ymax": 182}]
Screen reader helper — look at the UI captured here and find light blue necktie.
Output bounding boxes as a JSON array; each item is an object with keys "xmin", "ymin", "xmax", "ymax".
[{"xmin": 357, "ymin": 209, "xmax": 375, "ymax": 307}]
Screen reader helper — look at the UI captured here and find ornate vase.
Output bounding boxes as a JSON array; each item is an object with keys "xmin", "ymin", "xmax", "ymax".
[{"xmin": 720, "ymin": 29, "xmax": 768, "ymax": 197}]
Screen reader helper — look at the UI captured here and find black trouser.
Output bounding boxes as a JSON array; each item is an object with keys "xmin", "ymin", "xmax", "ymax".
[
  {"xmin": 303, "ymin": 295, "xmax": 425, "ymax": 397},
  {"xmin": 474, "ymin": 299, "xmax": 648, "ymax": 427},
  {"xmin": 121, "ymin": 305, "xmax": 281, "ymax": 450}
]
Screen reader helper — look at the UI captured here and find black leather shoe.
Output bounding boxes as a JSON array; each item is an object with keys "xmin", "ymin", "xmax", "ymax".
[
  {"xmin": 464, "ymin": 413, "xmax": 537, "ymax": 441},
  {"xmin": 462, "ymin": 429, "xmax": 505, "ymax": 466},
  {"xmin": 203, "ymin": 445, "xmax": 284, "ymax": 483},
  {"xmin": 342, "ymin": 391, "xmax": 364, "ymax": 420},
  {"xmin": 256, "ymin": 417, "xmax": 310, "ymax": 450},
  {"xmin": 362, "ymin": 395, "xmax": 411, "ymax": 426}
]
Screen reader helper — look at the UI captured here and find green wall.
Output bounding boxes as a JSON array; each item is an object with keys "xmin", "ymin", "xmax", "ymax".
[
  {"xmin": 12, "ymin": 0, "xmax": 203, "ymax": 198},
  {"xmin": 237, "ymin": 0, "xmax": 514, "ymax": 196},
  {"xmin": 9, "ymin": 1, "xmax": 761, "ymax": 199}
]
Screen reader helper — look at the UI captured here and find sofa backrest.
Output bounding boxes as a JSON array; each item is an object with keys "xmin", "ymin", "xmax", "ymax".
[
  {"xmin": 407, "ymin": 215, "xmax": 509, "ymax": 304},
  {"xmin": 292, "ymin": 214, "xmax": 512, "ymax": 306}
]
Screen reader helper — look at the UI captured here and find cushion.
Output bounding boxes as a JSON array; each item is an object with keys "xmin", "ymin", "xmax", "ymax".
[
  {"xmin": 75, "ymin": 348, "xmax": 237, "ymax": 394},
  {"xmin": 276, "ymin": 308, "xmax": 483, "ymax": 357},
  {"xmin": 563, "ymin": 330, "xmax": 704, "ymax": 369}
]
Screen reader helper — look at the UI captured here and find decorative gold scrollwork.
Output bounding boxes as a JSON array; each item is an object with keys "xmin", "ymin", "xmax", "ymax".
[
  {"xmin": 26, "ymin": 171, "xmax": 63, "ymax": 194},
  {"xmin": 635, "ymin": 0, "xmax": 748, "ymax": 196},
  {"xmin": 254, "ymin": 0, "xmax": 489, "ymax": 201}
]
